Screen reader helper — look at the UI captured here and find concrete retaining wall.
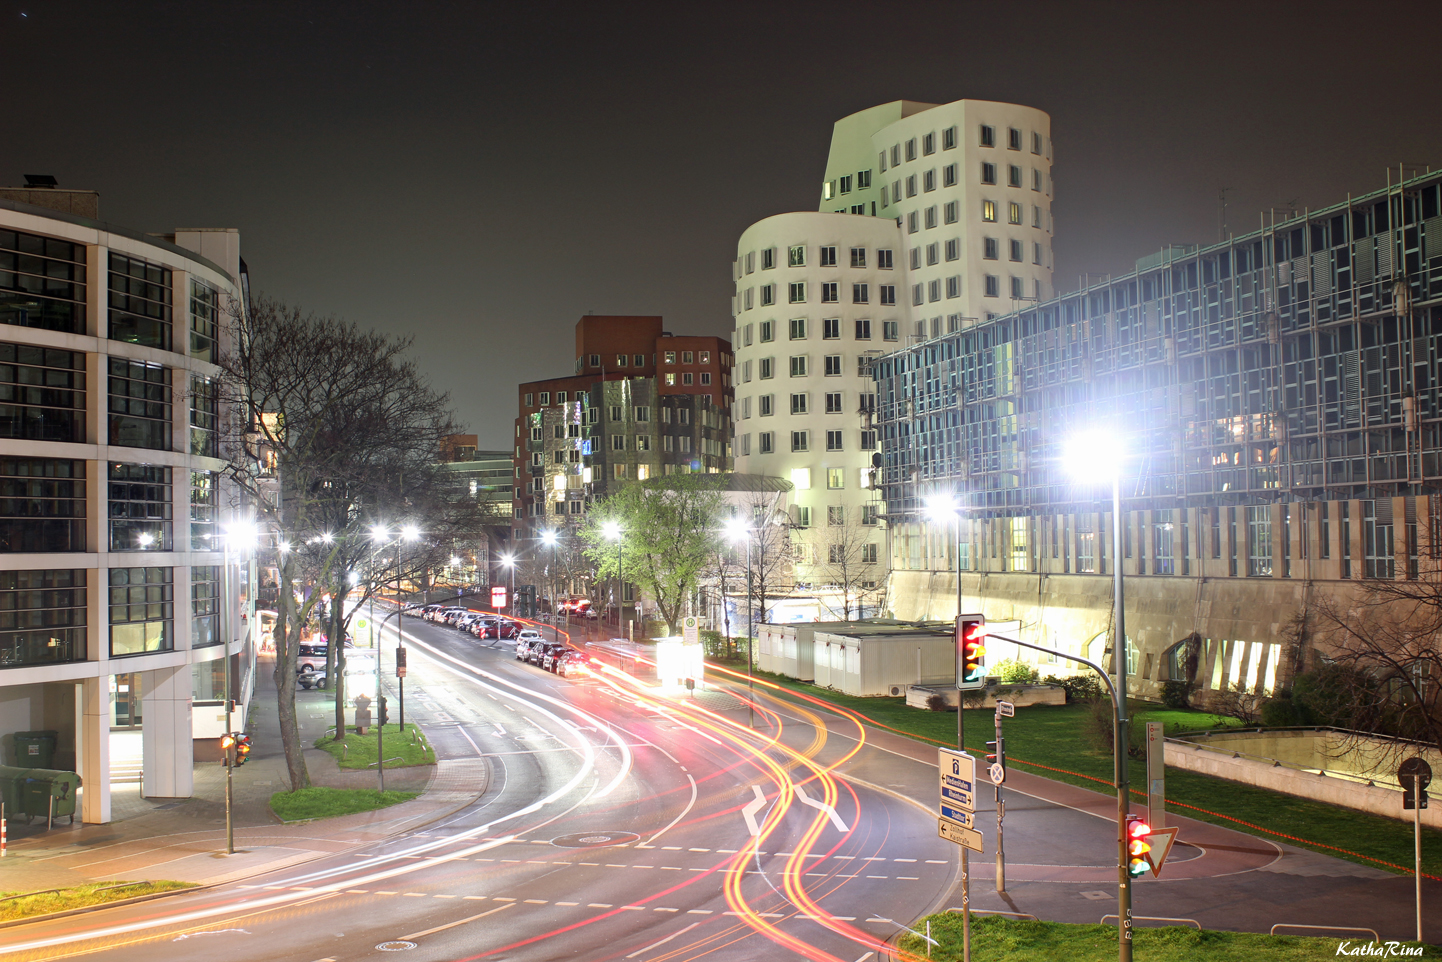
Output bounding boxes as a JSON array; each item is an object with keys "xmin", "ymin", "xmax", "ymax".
[{"xmin": 1165, "ymin": 737, "xmax": 1441, "ymax": 829}]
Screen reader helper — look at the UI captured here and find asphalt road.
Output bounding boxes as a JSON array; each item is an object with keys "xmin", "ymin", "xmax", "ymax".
[{"xmin": 3, "ymin": 613, "xmax": 1436, "ymax": 961}]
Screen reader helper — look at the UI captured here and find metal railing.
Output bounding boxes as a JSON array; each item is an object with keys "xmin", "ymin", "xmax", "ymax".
[
  {"xmin": 1270, "ymin": 923, "xmax": 1379, "ymax": 940},
  {"xmin": 1100, "ymin": 914, "xmax": 1200, "ymax": 930}
]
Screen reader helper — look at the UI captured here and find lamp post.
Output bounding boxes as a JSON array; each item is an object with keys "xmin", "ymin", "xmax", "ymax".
[
  {"xmin": 1066, "ymin": 431, "xmax": 1133, "ymax": 962},
  {"xmin": 602, "ymin": 521, "xmax": 623, "ymax": 635},
  {"xmin": 369, "ymin": 523, "xmax": 418, "ymax": 793},
  {"xmin": 724, "ymin": 518, "xmax": 755, "ymax": 728},
  {"xmin": 220, "ymin": 519, "xmax": 256, "ymax": 856},
  {"xmin": 541, "ymin": 530, "xmax": 560, "ymax": 642}
]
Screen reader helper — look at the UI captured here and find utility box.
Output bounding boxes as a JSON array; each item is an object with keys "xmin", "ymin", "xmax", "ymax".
[{"xmin": 13, "ymin": 730, "xmax": 58, "ymax": 769}]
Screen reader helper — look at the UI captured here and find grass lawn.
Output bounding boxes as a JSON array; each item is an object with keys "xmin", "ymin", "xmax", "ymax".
[
  {"xmin": 312, "ymin": 722, "xmax": 434, "ymax": 770},
  {"xmin": 730, "ymin": 666, "xmax": 1442, "ymax": 877},
  {"xmin": 897, "ymin": 914, "xmax": 1431, "ymax": 961},
  {"xmin": 269, "ymin": 786, "xmax": 420, "ymax": 822},
  {"xmin": 0, "ymin": 880, "xmax": 195, "ymax": 922}
]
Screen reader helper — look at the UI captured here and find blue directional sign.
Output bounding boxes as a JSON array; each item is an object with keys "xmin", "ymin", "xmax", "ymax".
[{"xmin": 939, "ymin": 748, "xmax": 976, "ymax": 814}]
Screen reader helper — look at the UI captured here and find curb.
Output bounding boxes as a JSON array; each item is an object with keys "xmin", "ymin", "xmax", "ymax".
[{"xmin": 0, "ymin": 787, "xmax": 481, "ymax": 932}]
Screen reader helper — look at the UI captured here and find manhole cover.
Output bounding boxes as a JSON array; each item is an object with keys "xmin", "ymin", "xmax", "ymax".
[
  {"xmin": 377, "ymin": 941, "xmax": 416, "ymax": 951},
  {"xmin": 551, "ymin": 831, "xmax": 642, "ymax": 848}
]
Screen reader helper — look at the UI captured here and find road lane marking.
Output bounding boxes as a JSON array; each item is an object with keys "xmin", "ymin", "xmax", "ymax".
[
  {"xmin": 399, "ymin": 901, "xmax": 515, "ymax": 940},
  {"xmin": 644, "ymin": 773, "xmax": 698, "ymax": 846},
  {"xmin": 741, "ymin": 784, "xmax": 768, "ymax": 836},
  {"xmin": 625, "ymin": 921, "xmax": 701, "ymax": 958},
  {"xmin": 589, "ymin": 903, "xmax": 613, "ymax": 908},
  {"xmin": 794, "ymin": 784, "xmax": 850, "ymax": 832}
]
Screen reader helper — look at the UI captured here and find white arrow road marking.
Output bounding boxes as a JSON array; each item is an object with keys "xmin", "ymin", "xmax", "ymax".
[
  {"xmin": 794, "ymin": 784, "xmax": 849, "ymax": 832},
  {"xmin": 741, "ymin": 785, "xmax": 768, "ymax": 836}
]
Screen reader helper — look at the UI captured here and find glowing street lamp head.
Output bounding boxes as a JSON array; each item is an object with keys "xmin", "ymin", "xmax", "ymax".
[
  {"xmin": 501, "ymin": 553, "xmax": 515, "ymax": 569},
  {"xmin": 370, "ymin": 524, "xmax": 389, "ymax": 542},
  {"xmin": 320, "ymin": 531, "xmax": 334, "ymax": 544},
  {"xmin": 723, "ymin": 517, "xmax": 750, "ymax": 542},
  {"xmin": 450, "ymin": 555, "xmax": 462, "ymax": 567},
  {"xmin": 224, "ymin": 519, "xmax": 258, "ymax": 548},
  {"xmin": 136, "ymin": 532, "xmax": 155, "ymax": 549},
  {"xmin": 602, "ymin": 521, "xmax": 622, "ymax": 541},
  {"xmin": 400, "ymin": 524, "xmax": 420, "ymax": 542},
  {"xmin": 924, "ymin": 493, "xmax": 959, "ymax": 522},
  {"xmin": 1065, "ymin": 431, "xmax": 1124, "ymax": 483},
  {"xmin": 540, "ymin": 530, "xmax": 558, "ymax": 546}
]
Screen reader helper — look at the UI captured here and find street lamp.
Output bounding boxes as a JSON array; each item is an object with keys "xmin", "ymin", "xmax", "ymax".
[
  {"xmin": 540, "ymin": 530, "xmax": 560, "ymax": 642},
  {"xmin": 602, "ymin": 521, "xmax": 623, "ymax": 633},
  {"xmin": 368, "ymin": 522, "xmax": 419, "ymax": 793},
  {"xmin": 724, "ymin": 517, "xmax": 755, "ymax": 728},
  {"xmin": 1065, "ymin": 429, "xmax": 1134, "ymax": 962},
  {"xmin": 220, "ymin": 518, "xmax": 257, "ymax": 856}
]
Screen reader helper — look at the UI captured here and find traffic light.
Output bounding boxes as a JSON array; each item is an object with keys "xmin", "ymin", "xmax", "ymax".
[
  {"xmin": 378, "ymin": 695, "xmax": 390, "ymax": 727},
  {"xmin": 1125, "ymin": 814, "xmax": 1153, "ymax": 877},
  {"xmin": 986, "ymin": 737, "xmax": 1006, "ymax": 774},
  {"xmin": 958, "ymin": 614, "xmax": 986, "ymax": 684},
  {"xmin": 396, "ymin": 645, "xmax": 407, "ymax": 679},
  {"xmin": 219, "ymin": 732, "xmax": 236, "ymax": 767},
  {"xmin": 234, "ymin": 733, "xmax": 253, "ymax": 767}
]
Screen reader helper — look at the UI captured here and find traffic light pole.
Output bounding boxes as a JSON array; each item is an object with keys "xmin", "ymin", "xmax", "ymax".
[
  {"xmin": 223, "ymin": 630, "xmax": 234, "ymax": 856},
  {"xmin": 993, "ymin": 712, "xmax": 1005, "ymax": 893},
  {"xmin": 983, "ymin": 630, "xmax": 1128, "ymax": 962}
]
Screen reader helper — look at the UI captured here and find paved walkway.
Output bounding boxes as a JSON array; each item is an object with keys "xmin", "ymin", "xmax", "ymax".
[{"xmin": 1, "ymin": 655, "xmax": 483, "ymax": 894}]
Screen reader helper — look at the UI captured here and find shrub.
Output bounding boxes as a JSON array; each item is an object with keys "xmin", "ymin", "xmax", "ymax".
[
  {"xmin": 926, "ymin": 692, "xmax": 954, "ymax": 712},
  {"xmin": 1159, "ymin": 679, "xmax": 1192, "ymax": 710},
  {"xmin": 1260, "ymin": 696, "xmax": 1301, "ymax": 727},
  {"xmin": 1044, "ymin": 673, "xmax": 1103, "ymax": 704},
  {"xmin": 994, "ymin": 659, "xmax": 1039, "ymax": 685},
  {"xmin": 1083, "ymin": 696, "xmax": 1146, "ymax": 757}
]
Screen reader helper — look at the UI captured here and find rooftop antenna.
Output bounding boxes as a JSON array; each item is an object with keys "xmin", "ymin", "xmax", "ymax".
[{"xmin": 1218, "ymin": 187, "xmax": 1231, "ymax": 242}]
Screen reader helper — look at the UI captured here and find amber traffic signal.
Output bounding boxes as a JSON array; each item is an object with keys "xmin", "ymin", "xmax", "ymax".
[{"xmin": 234, "ymin": 733, "xmax": 253, "ymax": 767}]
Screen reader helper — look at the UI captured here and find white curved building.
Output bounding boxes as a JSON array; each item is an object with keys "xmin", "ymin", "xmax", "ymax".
[
  {"xmin": 733, "ymin": 98, "xmax": 1053, "ymax": 609},
  {"xmin": 0, "ymin": 186, "xmax": 252, "ymax": 822}
]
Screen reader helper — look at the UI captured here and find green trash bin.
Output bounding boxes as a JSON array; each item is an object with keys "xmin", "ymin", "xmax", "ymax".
[
  {"xmin": 0, "ymin": 764, "xmax": 26, "ymax": 819},
  {"xmin": 13, "ymin": 730, "xmax": 58, "ymax": 769},
  {"xmin": 21, "ymin": 769, "xmax": 81, "ymax": 825}
]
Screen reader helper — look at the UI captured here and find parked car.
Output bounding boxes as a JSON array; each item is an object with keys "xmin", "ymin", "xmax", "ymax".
[
  {"xmin": 542, "ymin": 645, "xmax": 577, "ymax": 672},
  {"xmin": 531, "ymin": 642, "xmax": 566, "ymax": 668},
  {"xmin": 555, "ymin": 649, "xmax": 588, "ymax": 677},
  {"xmin": 515, "ymin": 628, "xmax": 544, "ymax": 643},
  {"xmin": 515, "ymin": 638, "xmax": 538, "ymax": 661},
  {"xmin": 297, "ymin": 643, "xmax": 329, "ymax": 674}
]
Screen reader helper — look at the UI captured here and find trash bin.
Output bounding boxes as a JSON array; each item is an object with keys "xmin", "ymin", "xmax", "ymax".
[
  {"xmin": 13, "ymin": 730, "xmax": 58, "ymax": 769},
  {"xmin": 0, "ymin": 764, "xmax": 26, "ymax": 817},
  {"xmin": 20, "ymin": 768, "xmax": 81, "ymax": 825}
]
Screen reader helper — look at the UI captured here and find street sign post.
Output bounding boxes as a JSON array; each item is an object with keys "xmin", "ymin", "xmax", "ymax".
[
  {"xmin": 939, "ymin": 745, "xmax": 981, "ymax": 961},
  {"xmin": 995, "ymin": 700, "xmax": 1014, "ymax": 717}
]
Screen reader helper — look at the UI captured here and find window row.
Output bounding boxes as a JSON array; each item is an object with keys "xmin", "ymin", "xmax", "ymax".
[
  {"xmin": 742, "ymin": 246, "xmax": 894, "ymax": 275},
  {"xmin": 743, "ymin": 431, "xmax": 878, "ymax": 457},
  {"xmin": 878, "ymin": 125, "xmax": 1046, "ymax": 174},
  {"xmin": 738, "ymin": 282, "xmax": 898, "ymax": 310},
  {"xmin": 740, "ymin": 318, "xmax": 898, "ymax": 347},
  {"xmin": 0, "ymin": 564, "xmax": 226, "ymax": 668},
  {"xmin": 738, "ymin": 390, "xmax": 876, "ymax": 418},
  {"xmin": 878, "ymin": 163, "xmax": 1047, "ymax": 209},
  {"xmin": 751, "ymin": 353, "xmax": 880, "ymax": 379},
  {"xmin": 821, "ymin": 169, "xmax": 872, "ymax": 201}
]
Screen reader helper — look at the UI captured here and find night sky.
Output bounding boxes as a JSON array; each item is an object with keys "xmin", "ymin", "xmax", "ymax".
[{"xmin": 9, "ymin": 1, "xmax": 1442, "ymax": 448}]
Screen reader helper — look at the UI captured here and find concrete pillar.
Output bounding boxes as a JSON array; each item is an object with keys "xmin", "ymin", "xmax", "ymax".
[
  {"xmin": 1348, "ymin": 499, "xmax": 1364, "ymax": 576},
  {"xmin": 140, "ymin": 665, "xmax": 193, "ymax": 799},
  {"xmin": 1271, "ymin": 503, "xmax": 1285, "ymax": 578},
  {"xmin": 1394, "ymin": 496, "xmax": 1409, "ymax": 578},
  {"xmin": 77, "ymin": 677, "xmax": 110, "ymax": 824},
  {"xmin": 1222, "ymin": 506, "xmax": 1237, "ymax": 578}
]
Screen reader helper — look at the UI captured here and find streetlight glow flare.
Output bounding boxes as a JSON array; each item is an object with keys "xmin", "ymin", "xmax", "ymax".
[{"xmin": 1065, "ymin": 430, "xmax": 1124, "ymax": 483}]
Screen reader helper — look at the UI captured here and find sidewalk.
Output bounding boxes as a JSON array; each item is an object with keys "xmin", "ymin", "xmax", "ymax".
[{"xmin": 1, "ymin": 654, "xmax": 484, "ymax": 894}]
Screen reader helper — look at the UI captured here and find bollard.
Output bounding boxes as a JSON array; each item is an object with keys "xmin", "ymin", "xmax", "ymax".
[
  {"xmin": 48, "ymin": 794, "xmax": 54, "ymax": 832},
  {"xmin": 2, "ymin": 801, "xmax": 7, "ymax": 857}
]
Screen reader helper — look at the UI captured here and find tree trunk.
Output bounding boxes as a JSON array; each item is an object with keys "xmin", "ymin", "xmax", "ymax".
[
  {"xmin": 274, "ymin": 563, "xmax": 311, "ymax": 792},
  {"xmin": 331, "ymin": 592, "xmax": 348, "ymax": 742}
]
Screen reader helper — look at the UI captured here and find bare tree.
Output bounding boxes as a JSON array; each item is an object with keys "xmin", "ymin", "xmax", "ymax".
[
  {"xmin": 216, "ymin": 298, "xmax": 465, "ymax": 791},
  {"xmin": 1308, "ymin": 582, "xmax": 1442, "ymax": 763},
  {"xmin": 740, "ymin": 491, "xmax": 794, "ymax": 631},
  {"xmin": 816, "ymin": 502, "xmax": 882, "ymax": 621}
]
